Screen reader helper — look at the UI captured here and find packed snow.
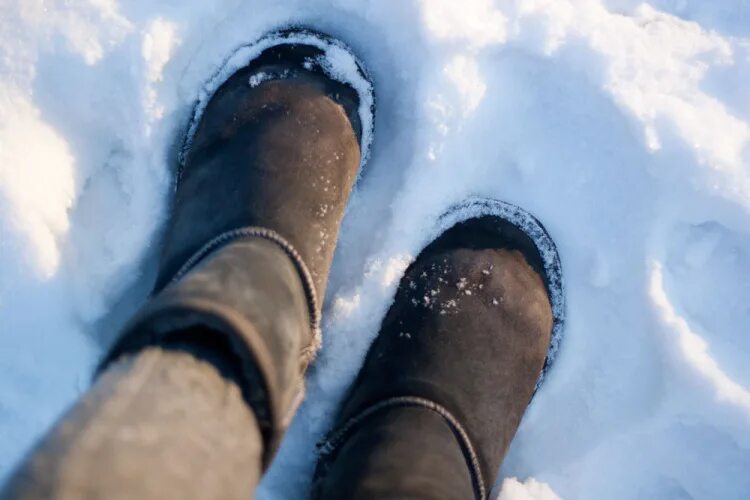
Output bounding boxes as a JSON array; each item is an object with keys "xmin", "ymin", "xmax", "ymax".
[{"xmin": 1, "ymin": 0, "xmax": 750, "ymax": 498}]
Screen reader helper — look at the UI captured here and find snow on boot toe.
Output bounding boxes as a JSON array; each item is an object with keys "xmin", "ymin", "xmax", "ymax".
[{"xmin": 315, "ymin": 214, "xmax": 556, "ymax": 498}]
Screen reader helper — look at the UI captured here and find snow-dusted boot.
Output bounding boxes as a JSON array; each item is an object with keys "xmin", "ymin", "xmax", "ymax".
[
  {"xmin": 116, "ymin": 28, "xmax": 373, "ymax": 452},
  {"xmin": 313, "ymin": 199, "xmax": 564, "ymax": 500},
  {"xmin": 105, "ymin": 29, "xmax": 372, "ymax": 462},
  {"xmin": 3, "ymin": 30, "xmax": 373, "ymax": 500}
]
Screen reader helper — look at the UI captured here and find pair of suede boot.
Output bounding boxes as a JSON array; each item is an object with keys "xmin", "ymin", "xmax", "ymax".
[{"xmin": 3, "ymin": 32, "xmax": 562, "ymax": 500}]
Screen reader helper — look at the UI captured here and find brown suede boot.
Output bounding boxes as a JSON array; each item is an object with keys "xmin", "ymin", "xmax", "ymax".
[
  {"xmin": 2, "ymin": 30, "xmax": 374, "ymax": 500},
  {"xmin": 104, "ymin": 29, "xmax": 374, "ymax": 461},
  {"xmin": 313, "ymin": 198, "xmax": 564, "ymax": 500}
]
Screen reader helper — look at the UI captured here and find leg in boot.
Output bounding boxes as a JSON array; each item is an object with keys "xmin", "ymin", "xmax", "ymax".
[
  {"xmin": 318, "ymin": 407, "xmax": 475, "ymax": 499},
  {"xmin": 3, "ymin": 338, "xmax": 264, "ymax": 500},
  {"xmin": 3, "ymin": 31, "xmax": 371, "ymax": 500},
  {"xmin": 314, "ymin": 212, "xmax": 561, "ymax": 500}
]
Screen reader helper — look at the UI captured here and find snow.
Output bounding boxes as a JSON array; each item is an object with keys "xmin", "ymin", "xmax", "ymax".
[{"xmin": 1, "ymin": 0, "xmax": 750, "ymax": 498}]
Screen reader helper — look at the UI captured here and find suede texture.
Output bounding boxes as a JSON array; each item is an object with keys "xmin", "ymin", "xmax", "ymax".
[
  {"xmin": 107, "ymin": 48, "xmax": 362, "ymax": 460},
  {"xmin": 315, "ymin": 216, "xmax": 553, "ymax": 497},
  {"xmin": 157, "ymin": 73, "xmax": 361, "ymax": 301}
]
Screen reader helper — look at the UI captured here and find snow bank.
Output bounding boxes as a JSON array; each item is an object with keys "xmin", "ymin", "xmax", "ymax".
[{"xmin": 1, "ymin": 0, "xmax": 749, "ymax": 498}]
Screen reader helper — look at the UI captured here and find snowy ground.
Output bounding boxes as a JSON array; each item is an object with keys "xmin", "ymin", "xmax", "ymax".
[{"xmin": 2, "ymin": 0, "xmax": 750, "ymax": 498}]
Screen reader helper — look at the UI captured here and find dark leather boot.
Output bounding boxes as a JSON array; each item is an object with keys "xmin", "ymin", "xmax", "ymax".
[
  {"xmin": 313, "ymin": 199, "xmax": 564, "ymax": 500},
  {"xmin": 105, "ymin": 31, "xmax": 372, "ymax": 460}
]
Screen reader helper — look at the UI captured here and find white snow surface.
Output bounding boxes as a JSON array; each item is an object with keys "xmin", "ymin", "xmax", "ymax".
[{"xmin": 1, "ymin": 0, "xmax": 750, "ymax": 498}]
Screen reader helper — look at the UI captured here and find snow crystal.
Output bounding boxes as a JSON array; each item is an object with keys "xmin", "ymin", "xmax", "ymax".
[{"xmin": 248, "ymin": 71, "xmax": 272, "ymax": 87}]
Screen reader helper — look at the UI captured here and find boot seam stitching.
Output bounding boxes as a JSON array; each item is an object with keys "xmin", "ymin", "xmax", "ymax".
[
  {"xmin": 318, "ymin": 395, "xmax": 486, "ymax": 500},
  {"xmin": 167, "ymin": 226, "xmax": 322, "ymax": 362}
]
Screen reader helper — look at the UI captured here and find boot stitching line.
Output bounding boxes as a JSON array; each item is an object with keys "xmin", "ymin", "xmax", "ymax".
[
  {"xmin": 318, "ymin": 395, "xmax": 486, "ymax": 500},
  {"xmin": 167, "ymin": 226, "xmax": 322, "ymax": 363}
]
